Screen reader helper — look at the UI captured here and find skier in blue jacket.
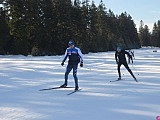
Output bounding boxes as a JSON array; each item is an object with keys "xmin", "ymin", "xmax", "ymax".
[{"xmin": 60, "ymin": 40, "xmax": 83, "ymax": 90}]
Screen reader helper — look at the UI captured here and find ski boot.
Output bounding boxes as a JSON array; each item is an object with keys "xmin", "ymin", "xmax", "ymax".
[
  {"xmin": 75, "ymin": 86, "xmax": 79, "ymax": 91},
  {"xmin": 60, "ymin": 84, "xmax": 67, "ymax": 88}
]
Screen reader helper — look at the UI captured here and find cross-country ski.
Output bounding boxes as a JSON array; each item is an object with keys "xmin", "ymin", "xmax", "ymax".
[
  {"xmin": 67, "ymin": 89, "xmax": 82, "ymax": 95},
  {"xmin": 109, "ymin": 78, "xmax": 138, "ymax": 82},
  {"xmin": 39, "ymin": 86, "xmax": 74, "ymax": 91},
  {"xmin": 109, "ymin": 79, "xmax": 124, "ymax": 82}
]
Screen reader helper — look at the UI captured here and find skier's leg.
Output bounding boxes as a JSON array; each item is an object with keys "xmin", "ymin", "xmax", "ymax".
[
  {"xmin": 73, "ymin": 64, "xmax": 78, "ymax": 89},
  {"xmin": 123, "ymin": 62, "xmax": 137, "ymax": 81},
  {"xmin": 64, "ymin": 64, "xmax": 72, "ymax": 85},
  {"xmin": 131, "ymin": 56, "xmax": 133, "ymax": 63},
  {"xmin": 117, "ymin": 63, "xmax": 122, "ymax": 79},
  {"xmin": 128, "ymin": 57, "xmax": 130, "ymax": 64}
]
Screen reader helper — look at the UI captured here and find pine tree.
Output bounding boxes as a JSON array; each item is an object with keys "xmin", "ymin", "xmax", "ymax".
[
  {"xmin": 139, "ymin": 23, "xmax": 151, "ymax": 46},
  {"xmin": 88, "ymin": 1, "xmax": 99, "ymax": 52},
  {"xmin": 0, "ymin": 7, "xmax": 10, "ymax": 54},
  {"xmin": 138, "ymin": 20, "xmax": 144, "ymax": 46},
  {"xmin": 151, "ymin": 22, "xmax": 159, "ymax": 47},
  {"xmin": 123, "ymin": 13, "xmax": 140, "ymax": 48},
  {"xmin": 157, "ymin": 20, "xmax": 160, "ymax": 47},
  {"xmin": 96, "ymin": 0, "xmax": 109, "ymax": 51}
]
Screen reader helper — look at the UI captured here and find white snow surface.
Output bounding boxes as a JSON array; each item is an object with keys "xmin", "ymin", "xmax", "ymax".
[{"xmin": 0, "ymin": 47, "xmax": 160, "ymax": 120}]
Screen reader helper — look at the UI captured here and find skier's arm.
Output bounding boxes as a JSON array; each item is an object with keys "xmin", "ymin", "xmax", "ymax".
[
  {"xmin": 115, "ymin": 52, "xmax": 118, "ymax": 63},
  {"xmin": 125, "ymin": 51, "xmax": 132, "ymax": 58},
  {"xmin": 132, "ymin": 51, "xmax": 134, "ymax": 57},
  {"xmin": 62, "ymin": 49, "xmax": 68, "ymax": 63},
  {"xmin": 77, "ymin": 48, "xmax": 83, "ymax": 63}
]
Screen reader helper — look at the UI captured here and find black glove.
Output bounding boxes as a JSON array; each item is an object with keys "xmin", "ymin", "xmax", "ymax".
[
  {"xmin": 80, "ymin": 62, "xmax": 83, "ymax": 67},
  {"xmin": 61, "ymin": 62, "xmax": 64, "ymax": 66}
]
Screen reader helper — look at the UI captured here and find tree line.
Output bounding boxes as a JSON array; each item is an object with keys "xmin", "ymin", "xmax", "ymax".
[
  {"xmin": 138, "ymin": 20, "xmax": 160, "ymax": 47},
  {"xmin": 0, "ymin": 0, "xmax": 143, "ymax": 56}
]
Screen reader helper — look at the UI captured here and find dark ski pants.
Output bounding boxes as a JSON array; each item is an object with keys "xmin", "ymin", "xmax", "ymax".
[
  {"xmin": 128, "ymin": 56, "xmax": 133, "ymax": 64},
  {"xmin": 117, "ymin": 62, "xmax": 135, "ymax": 79},
  {"xmin": 64, "ymin": 64, "xmax": 78, "ymax": 87}
]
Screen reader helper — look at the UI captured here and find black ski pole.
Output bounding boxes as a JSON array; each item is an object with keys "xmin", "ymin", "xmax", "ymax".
[{"xmin": 131, "ymin": 64, "xmax": 139, "ymax": 75}]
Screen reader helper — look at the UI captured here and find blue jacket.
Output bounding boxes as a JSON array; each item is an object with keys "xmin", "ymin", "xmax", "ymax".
[{"xmin": 62, "ymin": 47, "xmax": 83, "ymax": 65}]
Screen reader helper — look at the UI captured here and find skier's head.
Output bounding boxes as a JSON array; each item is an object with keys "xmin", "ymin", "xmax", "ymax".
[
  {"xmin": 68, "ymin": 40, "xmax": 74, "ymax": 47},
  {"xmin": 117, "ymin": 47, "xmax": 121, "ymax": 52}
]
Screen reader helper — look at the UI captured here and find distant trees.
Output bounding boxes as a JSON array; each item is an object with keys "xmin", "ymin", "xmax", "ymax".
[
  {"xmin": 138, "ymin": 20, "xmax": 151, "ymax": 46},
  {"xmin": 138, "ymin": 20, "xmax": 160, "ymax": 47},
  {"xmin": 117, "ymin": 12, "xmax": 140, "ymax": 49},
  {"xmin": 0, "ymin": 0, "xmax": 142, "ymax": 55},
  {"xmin": 151, "ymin": 21, "xmax": 160, "ymax": 47}
]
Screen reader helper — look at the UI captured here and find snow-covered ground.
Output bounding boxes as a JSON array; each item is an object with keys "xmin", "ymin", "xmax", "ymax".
[{"xmin": 0, "ymin": 47, "xmax": 160, "ymax": 120}]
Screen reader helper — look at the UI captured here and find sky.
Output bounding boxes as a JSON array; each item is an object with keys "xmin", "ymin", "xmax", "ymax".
[{"xmin": 94, "ymin": 0, "xmax": 160, "ymax": 31}]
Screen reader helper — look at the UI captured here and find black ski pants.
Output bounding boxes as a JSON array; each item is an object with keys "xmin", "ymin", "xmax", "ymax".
[{"xmin": 117, "ymin": 61, "xmax": 135, "ymax": 78}]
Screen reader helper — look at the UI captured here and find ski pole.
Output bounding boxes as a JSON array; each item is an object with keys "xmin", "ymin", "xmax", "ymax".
[
  {"xmin": 62, "ymin": 64, "xmax": 92, "ymax": 70},
  {"xmin": 131, "ymin": 64, "xmax": 139, "ymax": 75},
  {"xmin": 81, "ymin": 67, "xmax": 92, "ymax": 70}
]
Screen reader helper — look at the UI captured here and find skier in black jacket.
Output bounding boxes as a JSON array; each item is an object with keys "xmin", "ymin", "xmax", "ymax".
[
  {"xmin": 115, "ymin": 47, "xmax": 137, "ymax": 82},
  {"xmin": 128, "ymin": 49, "xmax": 134, "ymax": 64}
]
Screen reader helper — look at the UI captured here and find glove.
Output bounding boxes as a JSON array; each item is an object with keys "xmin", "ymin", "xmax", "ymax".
[
  {"xmin": 80, "ymin": 62, "xmax": 83, "ymax": 67},
  {"xmin": 61, "ymin": 62, "xmax": 64, "ymax": 66}
]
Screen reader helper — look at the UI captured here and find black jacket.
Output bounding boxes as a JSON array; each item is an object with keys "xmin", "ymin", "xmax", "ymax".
[{"xmin": 115, "ymin": 50, "xmax": 131, "ymax": 63}]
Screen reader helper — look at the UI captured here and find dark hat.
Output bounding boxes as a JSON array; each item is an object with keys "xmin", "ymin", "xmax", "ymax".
[
  {"xmin": 117, "ymin": 47, "xmax": 121, "ymax": 51},
  {"xmin": 68, "ymin": 40, "xmax": 74, "ymax": 46}
]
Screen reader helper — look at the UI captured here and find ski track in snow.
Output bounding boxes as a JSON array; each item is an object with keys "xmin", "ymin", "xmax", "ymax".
[{"xmin": 0, "ymin": 47, "xmax": 160, "ymax": 120}]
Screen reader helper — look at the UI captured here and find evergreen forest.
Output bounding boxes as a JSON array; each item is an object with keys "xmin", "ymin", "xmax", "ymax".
[{"xmin": 0, "ymin": 0, "xmax": 159, "ymax": 56}]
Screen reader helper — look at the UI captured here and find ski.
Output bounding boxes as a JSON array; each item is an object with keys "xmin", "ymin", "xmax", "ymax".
[
  {"xmin": 39, "ymin": 86, "xmax": 74, "ymax": 91},
  {"xmin": 67, "ymin": 89, "xmax": 82, "ymax": 95},
  {"xmin": 110, "ymin": 78, "xmax": 138, "ymax": 82},
  {"xmin": 110, "ymin": 79, "xmax": 124, "ymax": 82}
]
